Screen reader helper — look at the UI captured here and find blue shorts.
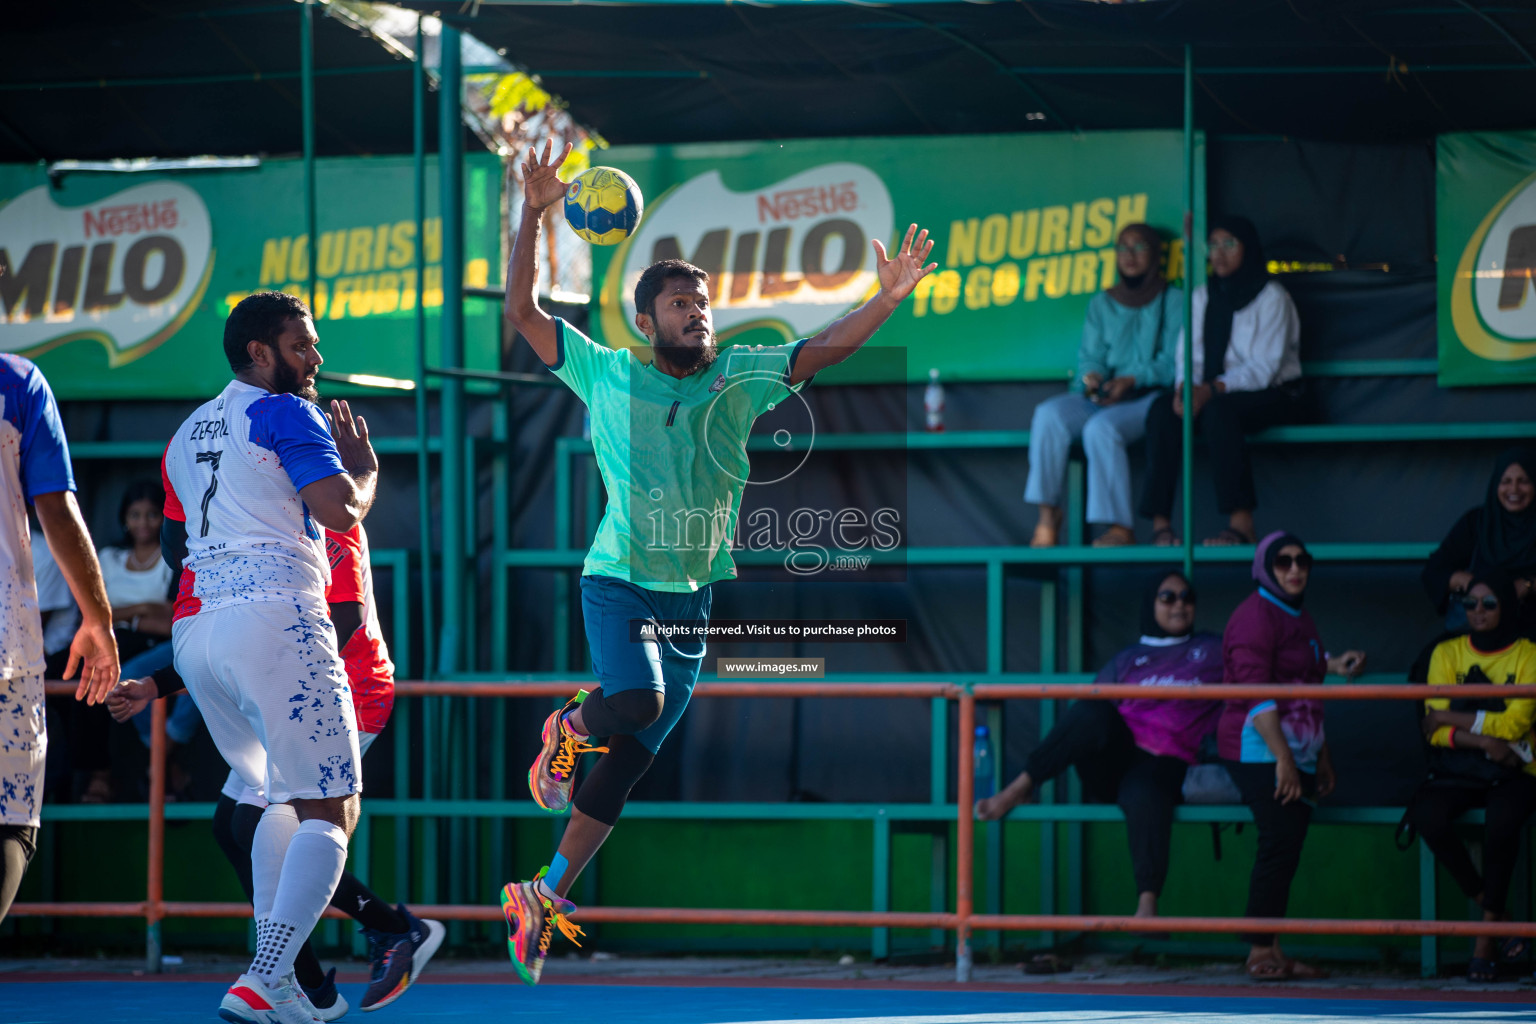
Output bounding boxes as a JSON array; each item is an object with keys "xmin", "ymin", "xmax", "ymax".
[{"xmin": 580, "ymin": 574, "xmax": 712, "ymax": 753}]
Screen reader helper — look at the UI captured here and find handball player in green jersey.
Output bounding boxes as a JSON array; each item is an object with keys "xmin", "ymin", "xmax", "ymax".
[{"xmin": 498, "ymin": 140, "xmax": 936, "ymax": 984}]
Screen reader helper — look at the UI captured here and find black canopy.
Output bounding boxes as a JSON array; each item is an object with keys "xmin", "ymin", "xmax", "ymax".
[
  {"xmin": 399, "ymin": 0, "xmax": 1535, "ymax": 144},
  {"xmin": 0, "ymin": 0, "xmax": 453, "ymax": 162}
]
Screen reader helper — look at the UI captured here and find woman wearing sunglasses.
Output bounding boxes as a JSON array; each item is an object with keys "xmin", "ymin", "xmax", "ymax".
[
  {"xmin": 1408, "ymin": 568, "xmax": 1536, "ymax": 982},
  {"xmin": 1138, "ymin": 216, "xmax": 1305, "ymax": 548},
  {"xmin": 1026, "ymin": 224, "xmax": 1180, "ymax": 549},
  {"xmin": 1422, "ymin": 446, "xmax": 1536, "ymax": 638},
  {"xmin": 1219, "ymin": 531, "xmax": 1366, "ymax": 981},
  {"xmin": 976, "ymin": 569, "xmax": 1222, "ymax": 927}
]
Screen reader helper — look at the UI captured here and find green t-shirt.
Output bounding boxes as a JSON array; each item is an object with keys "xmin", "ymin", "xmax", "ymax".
[{"xmin": 550, "ymin": 318, "xmax": 810, "ymax": 592}]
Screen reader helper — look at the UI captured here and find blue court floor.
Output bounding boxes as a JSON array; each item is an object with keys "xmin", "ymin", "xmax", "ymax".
[{"xmin": 3, "ymin": 982, "xmax": 1535, "ymax": 1024}]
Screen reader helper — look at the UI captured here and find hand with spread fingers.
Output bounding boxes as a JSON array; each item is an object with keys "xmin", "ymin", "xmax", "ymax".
[
  {"xmin": 522, "ymin": 139, "xmax": 576, "ymax": 212},
  {"xmin": 874, "ymin": 224, "xmax": 938, "ymax": 304},
  {"xmin": 329, "ymin": 399, "xmax": 377, "ymax": 479}
]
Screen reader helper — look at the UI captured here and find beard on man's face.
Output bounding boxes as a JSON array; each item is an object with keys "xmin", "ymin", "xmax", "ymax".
[
  {"xmin": 652, "ymin": 320, "xmax": 718, "ymax": 376},
  {"xmin": 272, "ymin": 352, "xmax": 320, "ymax": 404}
]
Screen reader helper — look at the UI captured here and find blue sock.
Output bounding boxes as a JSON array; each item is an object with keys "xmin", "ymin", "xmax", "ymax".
[{"xmin": 542, "ymin": 853, "xmax": 570, "ymax": 895}]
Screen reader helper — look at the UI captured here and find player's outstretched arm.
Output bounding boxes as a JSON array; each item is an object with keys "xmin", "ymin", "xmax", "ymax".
[
  {"xmin": 790, "ymin": 224, "xmax": 936, "ymax": 385},
  {"xmin": 301, "ymin": 399, "xmax": 378, "ymax": 533},
  {"xmin": 33, "ymin": 490, "xmax": 119, "ymax": 705},
  {"xmin": 504, "ymin": 139, "xmax": 575, "ymax": 367}
]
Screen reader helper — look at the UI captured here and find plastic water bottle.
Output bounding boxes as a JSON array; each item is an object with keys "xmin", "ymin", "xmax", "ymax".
[
  {"xmin": 923, "ymin": 368, "xmax": 945, "ymax": 432},
  {"xmin": 973, "ymin": 724, "xmax": 995, "ymax": 800}
]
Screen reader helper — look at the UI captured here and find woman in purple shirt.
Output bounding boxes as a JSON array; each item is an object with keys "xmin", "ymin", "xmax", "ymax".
[
  {"xmin": 977, "ymin": 570, "xmax": 1223, "ymax": 924},
  {"xmin": 1220, "ymin": 531, "xmax": 1366, "ymax": 981}
]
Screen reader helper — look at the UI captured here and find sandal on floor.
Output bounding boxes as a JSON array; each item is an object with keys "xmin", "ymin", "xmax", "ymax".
[
  {"xmin": 1202, "ymin": 527, "xmax": 1255, "ymax": 547},
  {"xmin": 1501, "ymin": 936, "xmax": 1531, "ymax": 962},
  {"xmin": 1022, "ymin": 954, "xmax": 1074, "ymax": 975},
  {"xmin": 1284, "ymin": 958, "xmax": 1330, "ymax": 980},
  {"xmin": 1469, "ymin": 956, "xmax": 1498, "ymax": 982},
  {"xmin": 1151, "ymin": 527, "xmax": 1180, "ymax": 547},
  {"xmin": 1092, "ymin": 526, "xmax": 1136, "ymax": 547},
  {"xmin": 1245, "ymin": 957, "xmax": 1293, "ymax": 982}
]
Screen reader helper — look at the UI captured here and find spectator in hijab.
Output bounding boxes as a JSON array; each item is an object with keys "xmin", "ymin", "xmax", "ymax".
[
  {"xmin": 1408, "ymin": 568, "xmax": 1536, "ymax": 982},
  {"xmin": 1139, "ymin": 217, "xmax": 1304, "ymax": 547},
  {"xmin": 1026, "ymin": 224, "xmax": 1179, "ymax": 548},
  {"xmin": 1219, "ymin": 531, "xmax": 1366, "ymax": 981},
  {"xmin": 1422, "ymin": 446, "xmax": 1536, "ymax": 637},
  {"xmin": 976, "ymin": 569, "xmax": 1222, "ymax": 922}
]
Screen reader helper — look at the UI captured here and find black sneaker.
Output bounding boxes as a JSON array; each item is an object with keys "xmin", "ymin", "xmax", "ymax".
[
  {"xmin": 359, "ymin": 905, "xmax": 445, "ymax": 1012},
  {"xmin": 300, "ymin": 967, "xmax": 349, "ymax": 1022}
]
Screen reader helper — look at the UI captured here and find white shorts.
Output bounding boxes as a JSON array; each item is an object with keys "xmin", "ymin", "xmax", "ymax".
[
  {"xmin": 220, "ymin": 731, "xmax": 377, "ymax": 807},
  {"xmin": 174, "ymin": 600, "xmax": 360, "ymax": 804},
  {"xmin": 0, "ymin": 672, "xmax": 45, "ymax": 827}
]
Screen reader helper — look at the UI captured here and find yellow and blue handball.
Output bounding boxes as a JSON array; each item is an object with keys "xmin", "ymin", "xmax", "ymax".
[{"xmin": 563, "ymin": 166, "xmax": 643, "ymax": 245}]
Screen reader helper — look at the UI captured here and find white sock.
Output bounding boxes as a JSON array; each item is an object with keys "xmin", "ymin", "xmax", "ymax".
[
  {"xmin": 249, "ymin": 819, "xmax": 348, "ymax": 983},
  {"xmin": 251, "ymin": 804, "xmax": 300, "ymax": 921}
]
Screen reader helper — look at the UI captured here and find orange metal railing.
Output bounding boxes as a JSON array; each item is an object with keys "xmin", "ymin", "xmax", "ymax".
[{"xmin": 20, "ymin": 679, "xmax": 1536, "ymax": 981}]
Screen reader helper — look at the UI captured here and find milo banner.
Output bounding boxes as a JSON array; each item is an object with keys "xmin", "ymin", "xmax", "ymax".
[
  {"xmin": 0, "ymin": 154, "xmax": 502, "ymax": 399},
  {"xmin": 1438, "ymin": 132, "xmax": 1536, "ymax": 387},
  {"xmin": 595, "ymin": 131, "xmax": 1202, "ymax": 383}
]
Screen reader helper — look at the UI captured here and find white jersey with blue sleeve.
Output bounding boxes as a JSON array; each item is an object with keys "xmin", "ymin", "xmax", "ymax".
[
  {"xmin": 0, "ymin": 354, "xmax": 73, "ymax": 826},
  {"xmin": 163, "ymin": 380, "xmax": 345, "ymax": 621},
  {"xmin": 0, "ymin": 355, "xmax": 73, "ymax": 681}
]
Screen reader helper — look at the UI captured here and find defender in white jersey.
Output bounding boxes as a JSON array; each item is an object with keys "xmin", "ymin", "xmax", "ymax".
[
  {"xmin": 0, "ymin": 355, "xmax": 118, "ymax": 924},
  {"xmin": 163, "ymin": 291, "xmax": 378, "ymax": 1024}
]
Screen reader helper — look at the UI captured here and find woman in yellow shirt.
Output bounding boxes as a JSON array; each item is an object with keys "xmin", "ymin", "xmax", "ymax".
[{"xmin": 1410, "ymin": 569, "xmax": 1536, "ymax": 981}]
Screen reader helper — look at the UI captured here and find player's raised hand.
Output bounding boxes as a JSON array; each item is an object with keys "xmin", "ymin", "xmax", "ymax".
[
  {"xmin": 873, "ymin": 224, "xmax": 937, "ymax": 304},
  {"xmin": 66, "ymin": 617, "xmax": 119, "ymax": 706},
  {"xmin": 329, "ymin": 399, "xmax": 378, "ymax": 479},
  {"xmin": 522, "ymin": 138, "xmax": 575, "ymax": 212},
  {"xmin": 107, "ymin": 677, "xmax": 157, "ymax": 723}
]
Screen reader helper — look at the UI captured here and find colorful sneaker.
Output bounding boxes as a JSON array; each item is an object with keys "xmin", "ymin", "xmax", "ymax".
[
  {"xmin": 300, "ymin": 968, "xmax": 348, "ymax": 1022},
  {"xmin": 528, "ymin": 692, "xmax": 608, "ymax": 812},
  {"xmin": 219, "ymin": 972, "xmax": 321, "ymax": 1024},
  {"xmin": 359, "ymin": 905, "xmax": 446, "ymax": 1012},
  {"xmin": 500, "ymin": 869, "xmax": 586, "ymax": 986}
]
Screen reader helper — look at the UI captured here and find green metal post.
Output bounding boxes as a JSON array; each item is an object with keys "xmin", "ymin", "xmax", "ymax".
[
  {"xmin": 1038, "ymin": 580, "xmax": 1057, "ymax": 948},
  {"xmin": 872, "ymin": 810, "xmax": 891, "ymax": 959},
  {"xmin": 413, "ymin": 13, "xmax": 437, "ymax": 681},
  {"xmin": 492, "ymin": 396, "xmax": 510, "ymax": 672},
  {"xmin": 462, "ymin": 436, "xmax": 479, "ymax": 667},
  {"xmin": 438, "ymin": 22, "xmax": 465, "ymax": 675},
  {"xmin": 1419, "ymin": 841, "xmax": 1438, "ymax": 977},
  {"xmin": 300, "ymin": 0, "xmax": 317, "ymax": 311},
  {"xmin": 1065, "ymin": 461, "xmax": 1084, "ymax": 921},
  {"xmin": 986, "ymin": 559, "xmax": 1004, "ymax": 675},
  {"xmin": 553, "ymin": 439, "xmax": 573, "ymax": 671},
  {"xmin": 1181, "ymin": 44, "xmax": 1195, "ymax": 580}
]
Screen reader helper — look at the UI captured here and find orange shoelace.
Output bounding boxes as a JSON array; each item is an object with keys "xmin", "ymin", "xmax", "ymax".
[{"xmin": 549, "ymin": 721, "xmax": 608, "ymax": 781}]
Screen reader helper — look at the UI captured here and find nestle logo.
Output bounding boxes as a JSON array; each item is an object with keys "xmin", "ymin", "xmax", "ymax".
[
  {"xmin": 83, "ymin": 199, "xmax": 179, "ymax": 239},
  {"xmin": 756, "ymin": 182, "xmax": 858, "ymax": 224}
]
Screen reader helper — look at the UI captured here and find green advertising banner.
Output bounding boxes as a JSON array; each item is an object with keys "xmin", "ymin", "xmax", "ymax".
[
  {"xmin": 0, "ymin": 154, "xmax": 503, "ymax": 400},
  {"xmin": 1438, "ymin": 132, "xmax": 1536, "ymax": 387},
  {"xmin": 592, "ymin": 131, "xmax": 1203, "ymax": 383}
]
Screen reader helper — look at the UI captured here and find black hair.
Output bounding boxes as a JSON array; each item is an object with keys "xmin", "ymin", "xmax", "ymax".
[
  {"xmin": 1141, "ymin": 568, "xmax": 1196, "ymax": 639},
  {"xmin": 118, "ymin": 477, "xmax": 166, "ymax": 547},
  {"xmin": 634, "ymin": 259, "xmax": 709, "ymax": 320},
  {"xmin": 223, "ymin": 291, "xmax": 311, "ymax": 372}
]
